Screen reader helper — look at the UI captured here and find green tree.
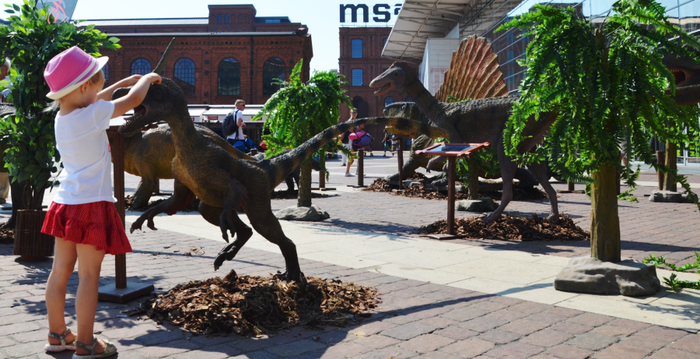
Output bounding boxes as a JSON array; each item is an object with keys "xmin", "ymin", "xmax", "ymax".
[
  {"xmin": 255, "ymin": 59, "xmax": 352, "ymax": 207},
  {"xmin": 0, "ymin": 0, "xmax": 120, "ymax": 216},
  {"xmin": 499, "ymin": 0, "xmax": 700, "ymax": 262}
]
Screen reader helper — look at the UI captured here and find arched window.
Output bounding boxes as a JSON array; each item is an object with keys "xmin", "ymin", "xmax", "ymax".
[
  {"xmin": 130, "ymin": 58, "xmax": 151, "ymax": 75},
  {"xmin": 384, "ymin": 97, "xmax": 394, "ymax": 107},
  {"xmin": 263, "ymin": 57, "xmax": 286, "ymax": 95},
  {"xmin": 102, "ymin": 63, "xmax": 109, "ymax": 83},
  {"xmin": 218, "ymin": 58, "xmax": 240, "ymax": 96},
  {"xmin": 406, "ymin": 97, "xmax": 413, "ymax": 103},
  {"xmin": 174, "ymin": 58, "xmax": 196, "ymax": 96}
]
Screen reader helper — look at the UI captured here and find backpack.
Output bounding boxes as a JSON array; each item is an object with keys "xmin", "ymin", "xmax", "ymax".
[
  {"xmin": 222, "ymin": 110, "xmax": 239, "ymax": 138},
  {"xmin": 351, "ymin": 131, "xmax": 373, "ymax": 150}
]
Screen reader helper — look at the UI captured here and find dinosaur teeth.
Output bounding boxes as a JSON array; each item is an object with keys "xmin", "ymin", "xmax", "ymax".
[{"xmin": 373, "ymin": 83, "xmax": 391, "ymax": 95}]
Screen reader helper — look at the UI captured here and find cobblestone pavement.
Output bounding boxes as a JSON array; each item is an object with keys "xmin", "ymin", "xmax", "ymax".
[{"xmin": 1, "ymin": 155, "xmax": 699, "ymax": 358}]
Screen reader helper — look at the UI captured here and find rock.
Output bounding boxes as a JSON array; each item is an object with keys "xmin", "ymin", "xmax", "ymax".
[
  {"xmin": 554, "ymin": 257, "xmax": 661, "ymax": 297},
  {"xmin": 275, "ymin": 205, "xmax": 330, "ymax": 221},
  {"xmin": 456, "ymin": 198, "xmax": 497, "ymax": 212},
  {"xmin": 648, "ymin": 190, "xmax": 693, "ymax": 203}
]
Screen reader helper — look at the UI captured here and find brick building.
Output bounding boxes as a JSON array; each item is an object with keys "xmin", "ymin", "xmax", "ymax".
[
  {"xmin": 339, "ymin": 26, "xmax": 416, "ymax": 149},
  {"xmin": 85, "ymin": 4, "xmax": 312, "ymax": 106}
]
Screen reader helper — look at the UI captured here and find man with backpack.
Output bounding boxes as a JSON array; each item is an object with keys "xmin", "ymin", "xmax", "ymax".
[{"xmin": 222, "ymin": 99, "xmax": 253, "ymax": 153}]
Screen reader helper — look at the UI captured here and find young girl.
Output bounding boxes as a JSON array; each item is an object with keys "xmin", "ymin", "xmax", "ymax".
[{"xmin": 41, "ymin": 46, "xmax": 161, "ymax": 358}]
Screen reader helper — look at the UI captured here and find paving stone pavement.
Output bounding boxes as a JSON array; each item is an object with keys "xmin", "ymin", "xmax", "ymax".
[{"xmin": 1, "ymin": 155, "xmax": 700, "ymax": 358}]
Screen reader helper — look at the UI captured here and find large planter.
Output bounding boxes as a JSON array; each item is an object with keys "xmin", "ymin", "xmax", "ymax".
[{"xmin": 13, "ymin": 209, "xmax": 53, "ymax": 260}]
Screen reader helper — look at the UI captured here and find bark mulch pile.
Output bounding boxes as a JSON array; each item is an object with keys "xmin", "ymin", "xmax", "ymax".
[
  {"xmin": 417, "ymin": 214, "xmax": 589, "ymax": 241},
  {"xmin": 366, "ymin": 179, "xmax": 547, "ymax": 201},
  {"xmin": 141, "ymin": 270, "xmax": 380, "ymax": 337},
  {"xmin": 0, "ymin": 225, "xmax": 13, "ymax": 244}
]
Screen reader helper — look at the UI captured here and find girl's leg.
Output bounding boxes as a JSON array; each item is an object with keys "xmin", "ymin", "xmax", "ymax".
[
  {"xmin": 46, "ymin": 237, "xmax": 78, "ymax": 345},
  {"xmin": 74, "ymin": 243, "xmax": 108, "ymax": 355}
]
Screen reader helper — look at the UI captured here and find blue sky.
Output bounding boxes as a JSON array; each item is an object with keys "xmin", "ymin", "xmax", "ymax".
[{"xmin": 3, "ymin": 0, "xmax": 399, "ymax": 72}]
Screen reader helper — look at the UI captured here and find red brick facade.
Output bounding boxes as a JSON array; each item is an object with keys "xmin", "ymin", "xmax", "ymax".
[
  {"xmin": 339, "ymin": 27, "xmax": 416, "ymax": 149},
  {"xmin": 89, "ymin": 5, "xmax": 312, "ymax": 105}
]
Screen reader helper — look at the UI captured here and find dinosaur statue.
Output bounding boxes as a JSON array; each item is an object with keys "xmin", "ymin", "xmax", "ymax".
[
  {"xmin": 114, "ymin": 123, "xmax": 256, "ymax": 209},
  {"xmin": 116, "ymin": 78, "xmax": 448, "ymax": 281},
  {"xmin": 251, "ymin": 150, "xmax": 321, "ymax": 194},
  {"xmin": 370, "ymin": 62, "xmax": 559, "ymax": 223},
  {"xmin": 113, "ymin": 124, "xmax": 317, "ymax": 209}
]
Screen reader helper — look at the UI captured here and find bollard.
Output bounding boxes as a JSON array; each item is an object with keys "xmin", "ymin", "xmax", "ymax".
[
  {"xmin": 357, "ymin": 149, "xmax": 364, "ymax": 187},
  {"xmin": 397, "ymin": 139, "xmax": 404, "ymax": 189},
  {"xmin": 657, "ymin": 150, "xmax": 665, "ymax": 191},
  {"xmin": 447, "ymin": 157, "xmax": 456, "ymax": 235},
  {"xmin": 319, "ymin": 170, "xmax": 325, "ymax": 189}
]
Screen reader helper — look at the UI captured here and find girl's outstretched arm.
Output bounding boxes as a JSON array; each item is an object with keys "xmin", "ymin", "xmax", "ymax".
[
  {"xmin": 97, "ymin": 75, "xmax": 142, "ymax": 102},
  {"xmin": 111, "ymin": 73, "xmax": 162, "ymax": 119}
]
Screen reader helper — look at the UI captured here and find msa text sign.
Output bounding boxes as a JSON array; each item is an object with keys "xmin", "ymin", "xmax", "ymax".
[{"xmin": 340, "ymin": 3, "xmax": 402, "ymax": 23}]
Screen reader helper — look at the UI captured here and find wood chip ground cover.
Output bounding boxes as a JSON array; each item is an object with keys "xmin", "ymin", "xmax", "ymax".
[
  {"xmin": 417, "ymin": 214, "xmax": 589, "ymax": 241},
  {"xmin": 142, "ymin": 270, "xmax": 380, "ymax": 337},
  {"xmin": 365, "ymin": 178, "xmax": 547, "ymax": 201}
]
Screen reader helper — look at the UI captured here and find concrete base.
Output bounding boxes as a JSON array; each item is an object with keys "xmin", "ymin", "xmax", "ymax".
[
  {"xmin": 648, "ymin": 190, "xmax": 693, "ymax": 203},
  {"xmin": 456, "ymin": 198, "xmax": 497, "ymax": 212},
  {"xmin": 275, "ymin": 205, "xmax": 330, "ymax": 221},
  {"xmin": 554, "ymin": 257, "xmax": 661, "ymax": 297}
]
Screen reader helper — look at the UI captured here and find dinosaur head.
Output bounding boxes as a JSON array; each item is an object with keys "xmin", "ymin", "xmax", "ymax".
[
  {"xmin": 662, "ymin": 49, "xmax": 700, "ymax": 106},
  {"xmin": 114, "ymin": 78, "xmax": 185, "ymax": 135},
  {"xmin": 369, "ymin": 62, "xmax": 413, "ymax": 96}
]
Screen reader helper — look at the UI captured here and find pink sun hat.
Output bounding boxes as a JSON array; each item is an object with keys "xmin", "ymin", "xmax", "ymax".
[{"xmin": 44, "ymin": 46, "xmax": 108, "ymax": 100}]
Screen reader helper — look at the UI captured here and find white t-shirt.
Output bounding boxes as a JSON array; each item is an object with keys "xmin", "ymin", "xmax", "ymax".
[
  {"xmin": 226, "ymin": 109, "xmax": 245, "ymax": 140},
  {"xmin": 53, "ymin": 100, "xmax": 116, "ymax": 204}
]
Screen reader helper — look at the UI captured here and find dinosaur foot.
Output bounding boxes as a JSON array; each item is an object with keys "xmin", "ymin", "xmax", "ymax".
[
  {"xmin": 547, "ymin": 214, "xmax": 560, "ymax": 224},
  {"xmin": 213, "ymin": 242, "xmax": 239, "ymax": 271},
  {"xmin": 273, "ymin": 271, "xmax": 307, "ymax": 285},
  {"xmin": 130, "ymin": 216, "xmax": 158, "ymax": 234}
]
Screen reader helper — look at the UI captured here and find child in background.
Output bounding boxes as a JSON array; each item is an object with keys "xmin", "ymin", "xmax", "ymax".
[{"xmin": 41, "ymin": 46, "xmax": 161, "ymax": 358}]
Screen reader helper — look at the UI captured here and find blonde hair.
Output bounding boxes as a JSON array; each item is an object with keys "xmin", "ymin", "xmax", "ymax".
[
  {"xmin": 235, "ymin": 99, "xmax": 245, "ymax": 106},
  {"xmin": 350, "ymin": 108, "xmax": 357, "ymax": 114},
  {"xmin": 48, "ymin": 69, "xmax": 105, "ymax": 111}
]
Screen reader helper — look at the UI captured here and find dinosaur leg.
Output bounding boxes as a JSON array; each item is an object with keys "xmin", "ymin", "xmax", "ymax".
[
  {"xmin": 217, "ymin": 179, "xmax": 251, "ymax": 243},
  {"xmin": 130, "ymin": 180, "xmax": 193, "ymax": 233},
  {"xmin": 527, "ymin": 161, "xmax": 560, "ymax": 223},
  {"xmin": 248, "ymin": 207, "xmax": 303, "ymax": 282},
  {"xmin": 132, "ymin": 177, "xmax": 155, "ymax": 209},
  {"xmin": 198, "ymin": 201, "xmax": 254, "ymax": 270},
  {"xmin": 484, "ymin": 150, "xmax": 518, "ymax": 223}
]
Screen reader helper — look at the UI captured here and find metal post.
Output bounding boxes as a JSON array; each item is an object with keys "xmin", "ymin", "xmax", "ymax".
[
  {"xmin": 568, "ymin": 181, "xmax": 575, "ymax": 192},
  {"xmin": 397, "ymin": 139, "xmax": 404, "ymax": 189},
  {"xmin": 657, "ymin": 150, "xmax": 665, "ymax": 191},
  {"xmin": 112, "ymin": 132, "xmax": 127, "ymax": 289},
  {"xmin": 357, "ymin": 149, "xmax": 364, "ymax": 187},
  {"xmin": 319, "ymin": 170, "xmax": 325, "ymax": 189},
  {"xmin": 447, "ymin": 157, "xmax": 456, "ymax": 235}
]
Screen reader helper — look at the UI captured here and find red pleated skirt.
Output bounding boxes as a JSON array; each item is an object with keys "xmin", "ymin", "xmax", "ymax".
[{"xmin": 41, "ymin": 201, "xmax": 133, "ymax": 255}]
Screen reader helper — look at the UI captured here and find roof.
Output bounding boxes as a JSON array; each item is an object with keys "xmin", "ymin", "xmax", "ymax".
[
  {"xmin": 383, "ymin": 0, "xmax": 524, "ymax": 63},
  {"xmin": 81, "ymin": 18, "xmax": 208, "ymax": 27},
  {"xmin": 105, "ymin": 31, "xmax": 307, "ymax": 38}
]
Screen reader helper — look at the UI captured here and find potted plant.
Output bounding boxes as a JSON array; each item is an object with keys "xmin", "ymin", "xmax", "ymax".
[{"xmin": 0, "ymin": 1, "xmax": 120, "ymax": 259}]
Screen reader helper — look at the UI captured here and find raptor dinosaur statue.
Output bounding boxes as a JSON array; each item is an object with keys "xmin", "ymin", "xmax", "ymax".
[
  {"xmin": 116, "ymin": 78, "xmax": 448, "ymax": 281},
  {"xmin": 370, "ymin": 61, "xmax": 559, "ymax": 223},
  {"xmin": 113, "ymin": 124, "xmax": 317, "ymax": 209}
]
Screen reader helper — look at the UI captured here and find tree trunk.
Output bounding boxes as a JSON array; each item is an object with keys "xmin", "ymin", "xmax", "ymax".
[
  {"xmin": 590, "ymin": 162, "xmax": 621, "ymax": 262},
  {"xmin": 467, "ymin": 156, "xmax": 479, "ymax": 200},
  {"xmin": 298, "ymin": 159, "xmax": 312, "ymax": 207},
  {"xmin": 663, "ymin": 141, "xmax": 677, "ymax": 192}
]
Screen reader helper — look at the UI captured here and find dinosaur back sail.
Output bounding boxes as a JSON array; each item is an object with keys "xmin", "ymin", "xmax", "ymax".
[{"xmin": 435, "ymin": 36, "xmax": 508, "ymax": 102}]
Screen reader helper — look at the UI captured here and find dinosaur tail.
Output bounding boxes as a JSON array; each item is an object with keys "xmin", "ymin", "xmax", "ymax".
[{"xmin": 263, "ymin": 117, "xmax": 449, "ymax": 190}]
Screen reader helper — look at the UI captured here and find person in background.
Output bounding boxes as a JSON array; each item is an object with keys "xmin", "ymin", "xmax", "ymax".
[
  {"xmin": 382, "ymin": 128, "xmax": 394, "ymax": 157},
  {"xmin": 41, "ymin": 46, "xmax": 161, "ymax": 359},
  {"xmin": 344, "ymin": 109, "xmax": 358, "ymax": 176},
  {"xmin": 0, "ymin": 58, "xmax": 11, "ymax": 103}
]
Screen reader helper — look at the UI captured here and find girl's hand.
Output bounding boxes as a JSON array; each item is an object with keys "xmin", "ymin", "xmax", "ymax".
[
  {"xmin": 143, "ymin": 73, "xmax": 162, "ymax": 85},
  {"xmin": 123, "ymin": 75, "xmax": 142, "ymax": 87}
]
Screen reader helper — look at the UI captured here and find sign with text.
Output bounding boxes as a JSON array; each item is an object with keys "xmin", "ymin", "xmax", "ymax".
[
  {"xmin": 340, "ymin": 3, "xmax": 402, "ymax": 24},
  {"xmin": 36, "ymin": 0, "xmax": 78, "ymax": 22}
]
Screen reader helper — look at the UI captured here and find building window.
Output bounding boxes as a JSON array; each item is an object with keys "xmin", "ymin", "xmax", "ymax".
[
  {"xmin": 351, "ymin": 39, "xmax": 363, "ymax": 58},
  {"xmin": 384, "ymin": 97, "xmax": 394, "ymax": 107},
  {"xmin": 218, "ymin": 58, "xmax": 241, "ymax": 96},
  {"xmin": 102, "ymin": 63, "xmax": 109, "ymax": 83},
  {"xmin": 224, "ymin": 14, "xmax": 229, "ymax": 24},
  {"xmin": 522, "ymin": 35, "xmax": 530, "ymax": 48},
  {"xmin": 263, "ymin": 57, "xmax": 286, "ymax": 95},
  {"xmin": 506, "ymin": 70, "xmax": 515, "ymax": 88},
  {"xmin": 406, "ymin": 97, "xmax": 413, "ymax": 102},
  {"xmin": 130, "ymin": 58, "xmax": 151, "ymax": 75},
  {"xmin": 382, "ymin": 38, "xmax": 388, "ymax": 48},
  {"xmin": 351, "ymin": 69, "xmax": 363, "ymax": 86},
  {"xmin": 174, "ymin": 58, "xmax": 196, "ymax": 96},
  {"xmin": 506, "ymin": 31, "xmax": 514, "ymax": 44},
  {"xmin": 507, "ymin": 50, "xmax": 514, "ymax": 62},
  {"xmin": 217, "ymin": 14, "xmax": 222, "ymax": 24}
]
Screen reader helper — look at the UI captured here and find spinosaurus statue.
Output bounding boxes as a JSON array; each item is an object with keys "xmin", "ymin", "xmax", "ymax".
[
  {"xmin": 116, "ymin": 78, "xmax": 448, "ymax": 281},
  {"xmin": 370, "ymin": 61, "xmax": 559, "ymax": 223}
]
